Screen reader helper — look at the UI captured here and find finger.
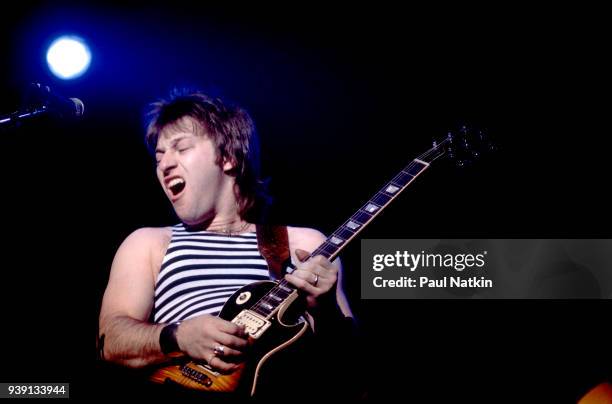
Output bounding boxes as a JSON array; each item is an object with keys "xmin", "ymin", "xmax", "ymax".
[
  {"xmin": 209, "ymin": 355, "xmax": 241, "ymax": 374},
  {"xmin": 210, "ymin": 343, "xmax": 244, "ymax": 358},
  {"xmin": 311, "ymin": 254, "xmax": 337, "ymax": 271},
  {"xmin": 291, "ymin": 268, "xmax": 322, "ymax": 284},
  {"xmin": 215, "ymin": 332, "xmax": 249, "ymax": 350},
  {"xmin": 235, "ymin": 324, "xmax": 248, "ymax": 338},
  {"xmin": 215, "ymin": 318, "xmax": 246, "ymax": 335},
  {"xmin": 291, "ymin": 268, "xmax": 328, "ymax": 288},
  {"xmin": 285, "ymin": 273, "xmax": 318, "ymax": 295},
  {"xmin": 295, "ymin": 248, "xmax": 311, "ymax": 262}
]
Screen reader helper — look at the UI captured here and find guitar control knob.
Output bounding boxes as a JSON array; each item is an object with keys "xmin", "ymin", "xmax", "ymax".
[{"xmin": 236, "ymin": 292, "xmax": 251, "ymax": 305}]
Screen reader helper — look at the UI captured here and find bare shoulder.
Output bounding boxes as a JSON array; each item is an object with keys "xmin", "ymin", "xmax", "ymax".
[
  {"xmin": 287, "ymin": 226, "xmax": 327, "ymax": 253},
  {"xmin": 100, "ymin": 226, "xmax": 173, "ymax": 322},
  {"xmin": 112, "ymin": 226, "xmax": 173, "ymax": 281},
  {"xmin": 122, "ymin": 226, "xmax": 172, "ymax": 248}
]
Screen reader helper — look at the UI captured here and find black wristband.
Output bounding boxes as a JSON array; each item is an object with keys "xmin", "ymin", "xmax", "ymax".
[{"xmin": 159, "ymin": 321, "xmax": 181, "ymax": 355}]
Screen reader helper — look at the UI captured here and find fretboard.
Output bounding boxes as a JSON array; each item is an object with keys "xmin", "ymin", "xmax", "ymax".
[
  {"xmin": 249, "ymin": 156, "xmax": 436, "ymax": 318},
  {"xmin": 308, "ymin": 158, "xmax": 430, "ymax": 261}
]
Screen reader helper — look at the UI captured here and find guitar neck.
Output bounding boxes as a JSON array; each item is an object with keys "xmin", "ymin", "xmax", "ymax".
[
  {"xmin": 308, "ymin": 158, "xmax": 431, "ymax": 262},
  {"xmin": 252, "ymin": 140, "xmax": 450, "ymax": 317}
]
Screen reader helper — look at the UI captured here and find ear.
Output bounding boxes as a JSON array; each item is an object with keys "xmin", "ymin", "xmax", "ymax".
[{"xmin": 222, "ymin": 157, "xmax": 236, "ymax": 172}]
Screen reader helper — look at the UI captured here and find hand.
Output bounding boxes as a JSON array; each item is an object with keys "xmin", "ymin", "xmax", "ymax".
[
  {"xmin": 285, "ymin": 249, "xmax": 339, "ymax": 310},
  {"xmin": 174, "ymin": 314, "xmax": 249, "ymax": 373}
]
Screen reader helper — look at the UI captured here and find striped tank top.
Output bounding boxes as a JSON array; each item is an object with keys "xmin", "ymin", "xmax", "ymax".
[{"xmin": 153, "ymin": 224, "xmax": 271, "ymax": 324}]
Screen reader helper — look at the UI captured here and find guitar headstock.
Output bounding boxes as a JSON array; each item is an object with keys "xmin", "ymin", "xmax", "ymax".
[{"xmin": 420, "ymin": 125, "xmax": 496, "ymax": 167}]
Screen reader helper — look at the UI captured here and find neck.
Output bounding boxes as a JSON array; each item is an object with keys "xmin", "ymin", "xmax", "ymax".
[
  {"xmin": 183, "ymin": 177, "xmax": 255, "ymax": 234},
  {"xmin": 184, "ymin": 216, "xmax": 253, "ymax": 233},
  {"xmin": 207, "ymin": 217, "xmax": 253, "ymax": 234},
  {"xmin": 186, "ymin": 187, "xmax": 254, "ymax": 234}
]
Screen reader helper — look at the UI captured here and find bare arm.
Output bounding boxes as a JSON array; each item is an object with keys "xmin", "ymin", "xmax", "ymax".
[
  {"xmin": 98, "ymin": 228, "xmax": 169, "ymax": 368},
  {"xmin": 98, "ymin": 227, "xmax": 249, "ymax": 372}
]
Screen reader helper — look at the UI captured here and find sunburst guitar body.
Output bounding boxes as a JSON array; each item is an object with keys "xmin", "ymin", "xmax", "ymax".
[{"xmin": 149, "ymin": 280, "xmax": 309, "ymax": 396}]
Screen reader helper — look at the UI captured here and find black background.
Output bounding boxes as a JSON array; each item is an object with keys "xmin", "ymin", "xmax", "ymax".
[{"xmin": 1, "ymin": 1, "xmax": 610, "ymax": 402}]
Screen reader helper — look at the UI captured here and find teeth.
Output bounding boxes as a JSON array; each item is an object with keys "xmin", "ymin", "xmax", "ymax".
[{"xmin": 168, "ymin": 178, "xmax": 185, "ymax": 187}]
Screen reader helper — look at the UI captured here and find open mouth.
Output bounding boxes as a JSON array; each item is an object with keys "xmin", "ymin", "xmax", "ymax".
[{"xmin": 167, "ymin": 177, "xmax": 186, "ymax": 198}]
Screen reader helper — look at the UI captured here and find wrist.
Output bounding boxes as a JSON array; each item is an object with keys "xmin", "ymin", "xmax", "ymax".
[{"xmin": 159, "ymin": 321, "xmax": 182, "ymax": 355}]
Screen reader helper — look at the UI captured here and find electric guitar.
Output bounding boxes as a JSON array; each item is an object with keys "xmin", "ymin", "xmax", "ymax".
[{"xmin": 149, "ymin": 126, "xmax": 493, "ymax": 395}]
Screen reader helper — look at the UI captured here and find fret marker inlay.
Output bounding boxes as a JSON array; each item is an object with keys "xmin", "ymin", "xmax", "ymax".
[
  {"xmin": 385, "ymin": 185, "xmax": 400, "ymax": 194},
  {"xmin": 279, "ymin": 284, "xmax": 292, "ymax": 293},
  {"xmin": 365, "ymin": 203, "xmax": 380, "ymax": 213},
  {"xmin": 346, "ymin": 221, "xmax": 360, "ymax": 230},
  {"xmin": 330, "ymin": 236, "xmax": 344, "ymax": 245}
]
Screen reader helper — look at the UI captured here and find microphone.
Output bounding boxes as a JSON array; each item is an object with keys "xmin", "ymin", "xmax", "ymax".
[
  {"xmin": 28, "ymin": 83, "xmax": 85, "ymax": 118},
  {"xmin": 0, "ymin": 83, "xmax": 84, "ymax": 126}
]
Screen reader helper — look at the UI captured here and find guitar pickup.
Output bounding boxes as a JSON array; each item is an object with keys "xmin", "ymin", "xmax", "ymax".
[{"xmin": 232, "ymin": 310, "xmax": 272, "ymax": 339}]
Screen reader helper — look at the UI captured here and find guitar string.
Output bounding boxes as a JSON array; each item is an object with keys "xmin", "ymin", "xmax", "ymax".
[
  {"xmin": 247, "ymin": 139, "xmax": 451, "ymax": 316},
  {"xmin": 246, "ymin": 150, "xmax": 429, "ymax": 317},
  {"xmin": 252, "ymin": 137, "xmax": 453, "ymax": 315}
]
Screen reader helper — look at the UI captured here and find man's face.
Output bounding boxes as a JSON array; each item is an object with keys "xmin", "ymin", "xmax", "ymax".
[{"xmin": 155, "ymin": 117, "xmax": 228, "ymax": 226}]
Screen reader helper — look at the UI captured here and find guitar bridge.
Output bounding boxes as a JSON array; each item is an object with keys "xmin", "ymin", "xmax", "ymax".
[
  {"xmin": 232, "ymin": 310, "xmax": 271, "ymax": 339},
  {"xmin": 180, "ymin": 363, "xmax": 213, "ymax": 387}
]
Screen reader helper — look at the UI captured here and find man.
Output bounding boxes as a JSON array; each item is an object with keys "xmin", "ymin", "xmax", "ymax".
[{"xmin": 98, "ymin": 91, "xmax": 355, "ymax": 396}]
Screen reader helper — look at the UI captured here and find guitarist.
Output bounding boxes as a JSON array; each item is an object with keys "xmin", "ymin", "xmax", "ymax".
[{"xmin": 98, "ymin": 90, "xmax": 356, "ymax": 397}]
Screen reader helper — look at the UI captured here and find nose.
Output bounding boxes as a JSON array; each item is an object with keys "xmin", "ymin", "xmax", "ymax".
[{"xmin": 158, "ymin": 151, "xmax": 177, "ymax": 175}]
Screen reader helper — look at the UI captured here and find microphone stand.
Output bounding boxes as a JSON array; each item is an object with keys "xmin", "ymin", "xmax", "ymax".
[
  {"xmin": 0, "ymin": 104, "xmax": 50, "ymax": 126},
  {"xmin": 1, "ymin": 82, "xmax": 83, "ymax": 128}
]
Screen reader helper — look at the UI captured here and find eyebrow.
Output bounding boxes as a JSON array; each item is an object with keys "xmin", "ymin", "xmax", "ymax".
[{"xmin": 155, "ymin": 136, "xmax": 190, "ymax": 153}]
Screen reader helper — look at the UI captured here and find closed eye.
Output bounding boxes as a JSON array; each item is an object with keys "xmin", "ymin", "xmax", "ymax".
[{"xmin": 175, "ymin": 139, "xmax": 193, "ymax": 152}]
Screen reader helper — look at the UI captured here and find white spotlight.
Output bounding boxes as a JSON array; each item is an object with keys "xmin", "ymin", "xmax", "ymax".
[{"xmin": 46, "ymin": 36, "xmax": 91, "ymax": 80}]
